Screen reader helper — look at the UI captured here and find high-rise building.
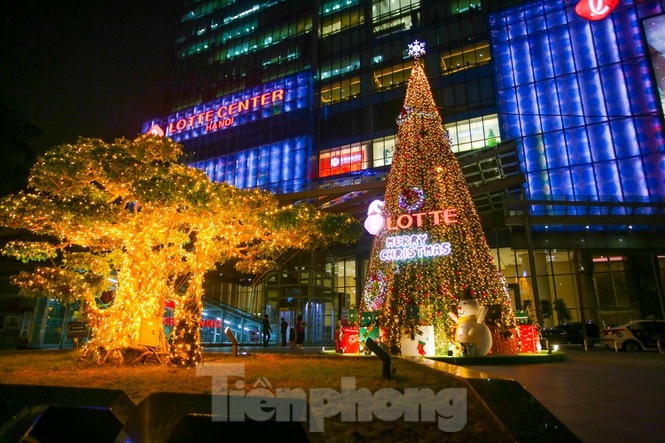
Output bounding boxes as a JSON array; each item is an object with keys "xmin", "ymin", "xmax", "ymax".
[{"xmin": 138, "ymin": 0, "xmax": 663, "ymax": 347}]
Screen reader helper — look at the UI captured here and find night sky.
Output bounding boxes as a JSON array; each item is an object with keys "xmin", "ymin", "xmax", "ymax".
[{"xmin": 1, "ymin": 1, "xmax": 179, "ymax": 151}]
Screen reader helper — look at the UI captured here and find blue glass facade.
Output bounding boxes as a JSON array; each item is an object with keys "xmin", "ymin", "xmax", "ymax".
[
  {"xmin": 143, "ymin": 71, "xmax": 313, "ymax": 194},
  {"xmin": 192, "ymin": 135, "xmax": 311, "ymax": 193},
  {"xmin": 489, "ymin": 0, "xmax": 665, "ymax": 219}
]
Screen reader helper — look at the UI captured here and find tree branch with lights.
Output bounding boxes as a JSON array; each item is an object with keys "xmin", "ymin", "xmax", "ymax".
[{"xmin": 0, "ymin": 135, "xmax": 361, "ymax": 366}]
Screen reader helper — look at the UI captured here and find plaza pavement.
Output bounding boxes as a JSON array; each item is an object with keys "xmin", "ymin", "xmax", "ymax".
[
  {"xmin": 464, "ymin": 346, "xmax": 665, "ymax": 443},
  {"xmin": 207, "ymin": 343, "xmax": 665, "ymax": 443}
]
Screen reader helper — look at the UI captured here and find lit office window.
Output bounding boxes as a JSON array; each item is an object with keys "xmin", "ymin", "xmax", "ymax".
[
  {"xmin": 371, "ymin": 0, "xmax": 419, "ymax": 35},
  {"xmin": 221, "ymin": 19, "xmax": 258, "ymax": 44},
  {"xmin": 372, "ymin": 62, "xmax": 412, "ymax": 89},
  {"xmin": 372, "ymin": 0, "xmax": 420, "ymax": 21},
  {"xmin": 320, "ymin": 116, "xmax": 495, "ymax": 174},
  {"xmin": 373, "ymin": 13, "xmax": 418, "ymax": 35},
  {"xmin": 335, "ymin": 257, "xmax": 358, "ymax": 307},
  {"xmin": 371, "ymin": 135, "xmax": 396, "ymax": 167},
  {"xmin": 591, "ymin": 255, "xmax": 632, "ymax": 309},
  {"xmin": 179, "ymin": 40, "xmax": 210, "ymax": 59},
  {"xmin": 321, "ymin": 0, "xmax": 361, "ymax": 16},
  {"xmin": 208, "ymin": 18, "xmax": 311, "ymax": 62},
  {"xmin": 321, "ymin": 56, "xmax": 361, "ymax": 80},
  {"xmin": 181, "ymin": 0, "xmax": 237, "ymax": 22},
  {"xmin": 222, "ymin": 3, "xmax": 263, "ymax": 25},
  {"xmin": 446, "ymin": 114, "xmax": 501, "ymax": 153},
  {"xmin": 320, "ymin": 7, "xmax": 364, "ymax": 37},
  {"xmin": 449, "ymin": 1, "xmax": 482, "ymax": 15},
  {"xmin": 320, "ymin": 76, "xmax": 361, "ymax": 103},
  {"xmin": 440, "ymin": 41, "xmax": 491, "ymax": 74},
  {"xmin": 261, "ymin": 46, "xmax": 301, "ymax": 68}
]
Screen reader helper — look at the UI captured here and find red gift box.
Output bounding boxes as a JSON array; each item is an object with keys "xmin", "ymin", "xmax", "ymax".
[
  {"xmin": 487, "ymin": 325, "xmax": 518, "ymax": 355},
  {"xmin": 336, "ymin": 327, "xmax": 360, "ymax": 354},
  {"xmin": 518, "ymin": 324, "xmax": 539, "ymax": 353}
]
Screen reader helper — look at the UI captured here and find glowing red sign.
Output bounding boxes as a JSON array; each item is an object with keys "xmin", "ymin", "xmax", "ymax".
[
  {"xmin": 163, "ymin": 317, "xmax": 221, "ymax": 328},
  {"xmin": 319, "ymin": 150, "xmax": 365, "ymax": 177},
  {"xmin": 574, "ymin": 0, "xmax": 644, "ymax": 21},
  {"xmin": 167, "ymin": 89, "xmax": 284, "ymax": 135},
  {"xmin": 385, "ymin": 209, "xmax": 458, "ymax": 231}
]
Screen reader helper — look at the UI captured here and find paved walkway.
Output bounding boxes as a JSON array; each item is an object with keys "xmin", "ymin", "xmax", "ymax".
[
  {"xmin": 207, "ymin": 344, "xmax": 665, "ymax": 442},
  {"xmin": 463, "ymin": 346, "xmax": 665, "ymax": 443}
]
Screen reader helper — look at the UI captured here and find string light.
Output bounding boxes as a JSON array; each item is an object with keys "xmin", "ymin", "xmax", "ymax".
[
  {"xmin": 361, "ymin": 44, "xmax": 516, "ymax": 355},
  {"xmin": 0, "ymin": 134, "xmax": 361, "ymax": 366}
]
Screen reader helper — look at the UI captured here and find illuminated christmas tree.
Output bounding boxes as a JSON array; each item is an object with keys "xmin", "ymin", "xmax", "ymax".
[
  {"xmin": 361, "ymin": 41, "xmax": 515, "ymax": 355},
  {"xmin": 0, "ymin": 135, "xmax": 361, "ymax": 366}
]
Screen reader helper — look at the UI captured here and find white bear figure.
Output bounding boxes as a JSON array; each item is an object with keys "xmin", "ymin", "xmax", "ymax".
[
  {"xmin": 363, "ymin": 200, "xmax": 384, "ymax": 235},
  {"xmin": 448, "ymin": 297, "xmax": 493, "ymax": 356}
]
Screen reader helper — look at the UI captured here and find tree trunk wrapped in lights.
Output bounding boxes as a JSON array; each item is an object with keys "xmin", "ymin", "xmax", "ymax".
[
  {"xmin": 0, "ymin": 135, "xmax": 361, "ymax": 366},
  {"xmin": 361, "ymin": 41, "xmax": 516, "ymax": 355},
  {"xmin": 169, "ymin": 275, "xmax": 203, "ymax": 367}
]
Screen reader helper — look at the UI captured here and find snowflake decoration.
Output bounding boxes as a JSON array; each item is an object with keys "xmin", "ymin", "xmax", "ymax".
[
  {"xmin": 408, "ymin": 40, "xmax": 426, "ymax": 59},
  {"xmin": 397, "ymin": 106, "xmax": 438, "ymax": 126},
  {"xmin": 396, "ymin": 107, "xmax": 412, "ymax": 125}
]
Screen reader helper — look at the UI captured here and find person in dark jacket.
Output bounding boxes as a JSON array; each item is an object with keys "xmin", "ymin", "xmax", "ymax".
[
  {"xmin": 262, "ymin": 314, "xmax": 272, "ymax": 347},
  {"xmin": 280, "ymin": 317, "xmax": 288, "ymax": 346}
]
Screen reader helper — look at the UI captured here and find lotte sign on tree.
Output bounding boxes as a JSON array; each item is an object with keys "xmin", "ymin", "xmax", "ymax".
[{"xmin": 361, "ymin": 41, "xmax": 516, "ymax": 355}]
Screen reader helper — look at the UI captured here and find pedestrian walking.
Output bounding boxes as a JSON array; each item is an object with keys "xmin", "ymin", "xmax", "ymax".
[
  {"xmin": 295, "ymin": 314, "xmax": 307, "ymax": 350},
  {"xmin": 289, "ymin": 327, "xmax": 296, "ymax": 348},
  {"xmin": 262, "ymin": 314, "xmax": 272, "ymax": 347},
  {"xmin": 280, "ymin": 317, "xmax": 288, "ymax": 346}
]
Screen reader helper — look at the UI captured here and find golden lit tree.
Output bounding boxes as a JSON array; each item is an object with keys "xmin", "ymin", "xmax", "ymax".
[
  {"xmin": 518, "ymin": 272, "xmax": 538, "ymax": 325},
  {"xmin": 0, "ymin": 135, "xmax": 361, "ymax": 365},
  {"xmin": 361, "ymin": 41, "xmax": 515, "ymax": 354}
]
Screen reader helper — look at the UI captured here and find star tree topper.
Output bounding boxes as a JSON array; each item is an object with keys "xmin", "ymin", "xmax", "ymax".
[{"xmin": 408, "ymin": 40, "xmax": 426, "ymax": 59}]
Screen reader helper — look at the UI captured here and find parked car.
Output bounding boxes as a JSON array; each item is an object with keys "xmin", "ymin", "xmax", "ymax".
[
  {"xmin": 601, "ymin": 320, "xmax": 665, "ymax": 352},
  {"xmin": 541, "ymin": 322, "xmax": 601, "ymax": 346}
]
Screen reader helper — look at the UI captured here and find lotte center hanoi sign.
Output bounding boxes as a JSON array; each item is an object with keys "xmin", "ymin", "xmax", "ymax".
[
  {"xmin": 143, "ymin": 71, "xmax": 312, "ymax": 142},
  {"xmin": 364, "ymin": 199, "xmax": 458, "ymax": 262}
]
